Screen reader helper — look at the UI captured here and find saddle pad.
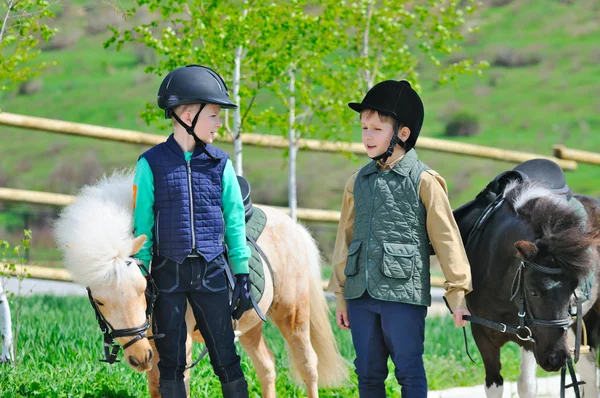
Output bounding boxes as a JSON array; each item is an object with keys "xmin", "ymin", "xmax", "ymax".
[{"xmin": 246, "ymin": 207, "xmax": 268, "ymax": 305}]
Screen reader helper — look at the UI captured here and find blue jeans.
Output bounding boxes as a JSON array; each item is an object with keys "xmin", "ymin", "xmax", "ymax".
[
  {"xmin": 151, "ymin": 255, "xmax": 243, "ymax": 384},
  {"xmin": 348, "ymin": 293, "xmax": 427, "ymax": 398}
]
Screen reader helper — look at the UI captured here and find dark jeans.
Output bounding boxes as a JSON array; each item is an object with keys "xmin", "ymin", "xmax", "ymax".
[
  {"xmin": 348, "ymin": 293, "xmax": 427, "ymax": 398},
  {"xmin": 151, "ymin": 254, "xmax": 243, "ymax": 384}
]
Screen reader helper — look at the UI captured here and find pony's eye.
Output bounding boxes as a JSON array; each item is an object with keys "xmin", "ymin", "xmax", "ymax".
[
  {"xmin": 95, "ymin": 300, "xmax": 104, "ymax": 306},
  {"xmin": 530, "ymin": 291, "xmax": 538, "ymax": 297},
  {"xmin": 125, "ymin": 261, "xmax": 132, "ymax": 266}
]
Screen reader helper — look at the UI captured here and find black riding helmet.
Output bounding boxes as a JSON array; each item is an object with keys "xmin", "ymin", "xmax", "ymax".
[
  {"xmin": 348, "ymin": 80, "xmax": 424, "ymax": 163},
  {"xmin": 157, "ymin": 65, "xmax": 237, "ymax": 158}
]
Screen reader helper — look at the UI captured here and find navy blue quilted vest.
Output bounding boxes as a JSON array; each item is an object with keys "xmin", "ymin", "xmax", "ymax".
[{"xmin": 141, "ymin": 134, "xmax": 229, "ymax": 264}]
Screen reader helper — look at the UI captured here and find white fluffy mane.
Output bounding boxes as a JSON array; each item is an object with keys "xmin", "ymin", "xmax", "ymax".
[
  {"xmin": 503, "ymin": 179, "xmax": 568, "ymax": 211},
  {"xmin": 54, "ymin": 170, "xmax": 140, "ymax": 287}
]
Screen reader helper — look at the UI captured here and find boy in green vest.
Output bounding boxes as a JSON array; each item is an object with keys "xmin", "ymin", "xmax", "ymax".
[{"xmin": 327, "ymin": 80, "xmax": 473, "ymax": 397}]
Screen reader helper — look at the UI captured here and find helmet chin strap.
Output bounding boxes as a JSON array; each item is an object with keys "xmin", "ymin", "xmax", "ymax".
[
  {"xmin": 370, "ymin": 124, "xmax": 406, "ymax": 164},
  {"xmin": 170, "ymin": 104, "xmax": 217, "ymax": 160}
]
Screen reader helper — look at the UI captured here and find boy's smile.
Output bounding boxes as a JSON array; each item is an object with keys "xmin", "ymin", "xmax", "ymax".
[{"xmin": 195, "ymin": 103, "xmax": 223, "ymax": 144}]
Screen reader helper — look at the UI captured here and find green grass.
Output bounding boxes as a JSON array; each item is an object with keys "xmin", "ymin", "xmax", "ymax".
[{"xmin": 0, "ymin": 295, "xmax": 559, "ymax": 397}]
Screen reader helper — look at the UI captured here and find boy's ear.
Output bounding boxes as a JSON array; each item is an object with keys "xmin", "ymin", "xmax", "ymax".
[{"xmin": 399, "ymin": 126, "xmax": 411, "ymax": 142}]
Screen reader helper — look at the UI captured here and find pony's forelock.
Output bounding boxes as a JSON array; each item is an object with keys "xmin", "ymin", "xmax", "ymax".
[
  {"xmin": 505, "ymin": 180, "xmax": 593, "ymax": 279},
  {"xmin": 54, "ymin": 171, "xmax": 139, "ymax": 287}
]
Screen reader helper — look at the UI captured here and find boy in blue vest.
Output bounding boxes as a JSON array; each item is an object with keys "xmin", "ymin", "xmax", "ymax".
[
  {"xmin": 133, "ymin": 65, "xmax": 252, "ymax": 398},
  {"xmin": 327, "ymin": 80, "xmax": 473, "ymax": 397}
]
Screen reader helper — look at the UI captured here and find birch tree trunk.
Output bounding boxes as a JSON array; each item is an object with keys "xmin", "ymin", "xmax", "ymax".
[
  {"xmin": 232, "ymin": 43, "xmax": 243, "ymax": 176},
  {"xmin": 287, "ymin": 67, "xmax": 297, "ymax": 223},
  {"xmin": 361, "ymin": 3, "xmax": 375, "ymax": 89},
  {"xmin": 0, "ymin": 284, "xmax": 14, "ymax": 364},
  {"xmin": 232, "ymin": 5, "xmax": 249, "ymax": 176}
]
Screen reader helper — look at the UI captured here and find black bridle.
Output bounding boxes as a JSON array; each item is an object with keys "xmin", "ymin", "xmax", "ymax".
[
  {"xmin": 510, "ymin": 260, "xmax": 574, "ymax": 338},
  {"xmin": 465, "ymin": 259, "xmax": 573, "ymax": 343},
  {"xmin": 87, "ymin": 262, "xmax": 163, "ymax": 364}
]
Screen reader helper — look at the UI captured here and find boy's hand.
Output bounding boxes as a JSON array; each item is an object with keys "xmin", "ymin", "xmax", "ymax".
[
  {"xmin": 336, "ymin": 310, "xmax": 350, "ymax": 330},
  {"xmin": 231, "ymin": 273, "xmax": 251, "ymax": 320},
  {"xmin": 452, "ymin": 308, "xmax": 471, "ymax": 328}
]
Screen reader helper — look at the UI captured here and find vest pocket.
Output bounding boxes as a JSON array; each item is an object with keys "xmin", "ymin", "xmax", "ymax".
[
  {"xmin": 344, "ymin": 240, "xmax": 362, "ymax": 276},
  {"xmin": 150, "ymin": 256, "xmax": 180, "ymax": 293},
  {"xmin": 200, "ymin": 254, "xmax": 228, "ymax": 292},
  {"xmin": 382, "ymin": 242, "xmax": 416, "ymax": 279}
]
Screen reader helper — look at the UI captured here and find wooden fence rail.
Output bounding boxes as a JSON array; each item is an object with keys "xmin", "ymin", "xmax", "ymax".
[
  {"xmin": 0, "ymin": 112, "xmax": 577, "ymax": 170},
  {"xmin": 553, "ymin": 145, "xmax": 600, "ymax": 166},
  {"xmin": 0, "ymin": 187, "xmax": 342, "ymax": 223}
]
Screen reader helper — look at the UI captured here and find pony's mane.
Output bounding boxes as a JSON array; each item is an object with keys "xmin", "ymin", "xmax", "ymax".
[
  {"xmin": 504, "ymin": 180, "xmax": 594, "ymax": 278},
  {"xmin": 54, "ymin": 170, "xmax": 140, "ymax": 287}
]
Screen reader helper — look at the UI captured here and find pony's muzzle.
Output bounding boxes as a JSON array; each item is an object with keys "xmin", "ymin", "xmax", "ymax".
[{"xmin": 541, "ymin": 349, "xmax": 569, "ymax": 372}]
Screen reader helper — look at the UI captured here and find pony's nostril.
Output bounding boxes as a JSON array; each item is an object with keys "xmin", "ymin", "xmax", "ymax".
[
  {"xmin": 544, "ymin": 351, "xmax": 567, "ymax": 369},
  {"xmin": 148, "ymin": 349, "xmax": 154, "ymax": 362},
  {"xmin": 129, "ymin": 355, "xmax": 140, "ymax": 367}
]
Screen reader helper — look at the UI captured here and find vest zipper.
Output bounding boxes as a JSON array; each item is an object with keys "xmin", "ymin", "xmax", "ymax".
[
  {"xmin": 220, "ymin": 212, "xmax": 225, "ymax": 246},
  {"xmin": 186, "ymin": 161, "xmax": 196, "ymax": 250},
  {"xmin": 155, "ymin": 210, "xmax": 160, "ymax": 255}
]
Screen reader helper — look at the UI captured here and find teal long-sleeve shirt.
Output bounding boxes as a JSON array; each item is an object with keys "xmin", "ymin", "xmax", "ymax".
[{"xmin": 132, "ymin": 152, "xmax": 250, "ymax": 275}]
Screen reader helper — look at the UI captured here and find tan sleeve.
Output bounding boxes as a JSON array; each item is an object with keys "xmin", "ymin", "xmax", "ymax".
[
  {"xmin": 419, "ymin": 170, "xmax": 472, "ymax": 311},
  {"xmin": 327, "ymin": 172, "xmax": 358, "ymax": 312}
]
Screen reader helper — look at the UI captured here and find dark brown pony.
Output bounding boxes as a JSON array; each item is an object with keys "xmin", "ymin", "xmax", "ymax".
[{"xmin": 454, "ymin": 173, "xmax": 600, "ymax": 398}]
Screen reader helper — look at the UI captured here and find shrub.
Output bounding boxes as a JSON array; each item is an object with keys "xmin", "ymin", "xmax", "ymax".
[
  {"xmin": 444, "ymin": 111, "xmax": 481, "ymax": 137},
  {"xmin": 17, "ymin": 79, "xmax": 43, "ymax": 96},
  {"xmin": 493, "ymin": 47, "xmax": 542, "ymax": 68}
]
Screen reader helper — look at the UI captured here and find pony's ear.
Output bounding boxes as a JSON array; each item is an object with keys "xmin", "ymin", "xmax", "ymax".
[
  {"xmin": 515, "ymin": 240, "xmax": 538, "ymax": 259},
  {"xmin": 131, "ymin": 235, "xmax": 147, "ymax": 256}
]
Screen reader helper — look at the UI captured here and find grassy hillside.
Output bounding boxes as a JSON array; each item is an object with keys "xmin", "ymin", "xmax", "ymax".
[{"xmin": 1, "ymin": 0, "xmax": 599, "ymax": 261}]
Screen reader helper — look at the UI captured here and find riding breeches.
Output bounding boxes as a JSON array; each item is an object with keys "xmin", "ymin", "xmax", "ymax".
[{"xmin": 151, "ymin": 255, "xmax": 244, "ymax": 384}]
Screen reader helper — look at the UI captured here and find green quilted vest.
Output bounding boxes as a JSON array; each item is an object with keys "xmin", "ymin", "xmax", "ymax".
[{"xmin": 343, "ymin": 149, "xmax": 432, "ymax": 306}]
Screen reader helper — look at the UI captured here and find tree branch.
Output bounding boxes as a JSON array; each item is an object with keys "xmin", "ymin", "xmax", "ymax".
[
  {"xmin": 198, "ymin": 0, "xmax": 215, "ymax": 30},
  {"xmin": 183, "ymin": 2, "xmax": 192, "ymax": 18},
  {"xmin": 6, "ymin": 0, "xmax": 59, "ymax": 20},
  {"xmin": 0, "ymin": 0, "xmax": 16, "ymax": 44},
  {"xmin": 240, "ymin": 92, "xmax": 257, "ymax": 127}
]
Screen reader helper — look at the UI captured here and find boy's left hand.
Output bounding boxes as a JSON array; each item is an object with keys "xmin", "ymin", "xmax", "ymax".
[
  {"xmin": 452, "ymin": 308, "xmax": 471, "ymax": 328},
  {"xmin": 231, "ymin": 273, "xmax": 252, "ymax": 320}
]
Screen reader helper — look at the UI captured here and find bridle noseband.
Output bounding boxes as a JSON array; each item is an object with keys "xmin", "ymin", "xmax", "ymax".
[
  {"xmin": 508, "ymin": 259, "xmax": 574, "ymax": 342},
  {"xmin": 87, "ymin": 262, "xmax": 163, "ymax": 364}
]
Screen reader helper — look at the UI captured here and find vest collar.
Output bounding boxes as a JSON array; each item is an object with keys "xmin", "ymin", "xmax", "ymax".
[
  {"xmin": 165, "ymin": 134, "xmax": 224, "ymax": 160},
  {"xmin": 362, "ymin": 149, "xmax": 418, "ymax": 177}
]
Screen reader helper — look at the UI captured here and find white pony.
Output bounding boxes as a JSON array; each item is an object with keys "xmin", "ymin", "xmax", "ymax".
[{"xmin": 54, "ymin": 171, "xmax": 348, "ymax": 397}]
